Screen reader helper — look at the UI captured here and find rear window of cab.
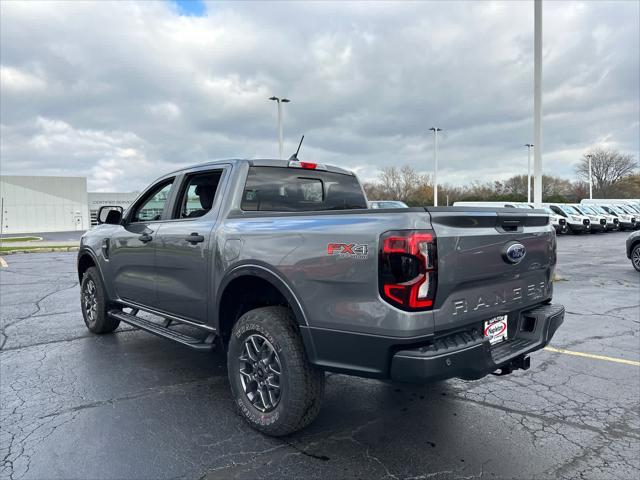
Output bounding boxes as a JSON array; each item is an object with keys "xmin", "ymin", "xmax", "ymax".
[{"xmin": 241, "ymin": 166, "xmax": 367, "ymax": 212}]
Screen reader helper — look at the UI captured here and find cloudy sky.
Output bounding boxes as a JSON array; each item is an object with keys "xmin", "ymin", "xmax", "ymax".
[{"xmin": 1, "ymin": 0, "xmax": 638, "ymax": 192}]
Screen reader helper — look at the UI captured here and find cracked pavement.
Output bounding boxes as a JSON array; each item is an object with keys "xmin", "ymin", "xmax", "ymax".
[{"xmin": 1, "ymin": 232, "xmax": 638, "ymax": 479}]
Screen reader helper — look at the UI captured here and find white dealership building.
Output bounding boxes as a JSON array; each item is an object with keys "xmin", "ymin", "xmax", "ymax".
[{"xmin": 0, "ymin": 175, "xmax": 137, "ymax": 234}]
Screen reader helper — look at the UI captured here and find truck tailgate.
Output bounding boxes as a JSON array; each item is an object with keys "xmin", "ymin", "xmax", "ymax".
[{"xmin": 426, "ymin": 207, "xmax": 556, "ymax": 333}]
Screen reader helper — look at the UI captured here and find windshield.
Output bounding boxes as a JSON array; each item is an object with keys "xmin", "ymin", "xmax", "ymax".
[
  {"xmin": 607, "ymin": 205, "xmax": 625, "ymax": 214},
  {"xmin": 578, "ymin": 205, "xmax": 595, "ymax": 215},
  {"xmin": 591, "ymin": 205, "xmax": 608, "ymax": 215},
  {"xmin": 543, "ymin": 207, "xmax": 555, "ymax": 215},
  {"xmin": 616, "ymin": 205, "xmax": 634, "ymax": 214},
  {"xmin": 560, "ymin": 205, "xmax": 580, "ymax": 215}
]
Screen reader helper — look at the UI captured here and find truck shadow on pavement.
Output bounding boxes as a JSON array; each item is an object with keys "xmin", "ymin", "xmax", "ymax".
[{"xmin": 74, "ymin": 329, "xmax": 484, "ymax": 478}]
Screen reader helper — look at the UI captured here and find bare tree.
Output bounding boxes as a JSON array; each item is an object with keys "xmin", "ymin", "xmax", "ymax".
[
  {"xmin": 377, "ymin": 166, "xmax": 430, "ymax": 203},
  {"xmin": 503, "ymin": 175, "xmax": 528, "ymax": 198},
  {"xmin": 576, "ymin": 148, "xmax": 637, "ymax": 197}
]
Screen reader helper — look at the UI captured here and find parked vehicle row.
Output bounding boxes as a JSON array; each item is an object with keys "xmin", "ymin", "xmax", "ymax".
[{"xmin": 581, "ymin": 199, "xmax": 639, "ymax": 231}]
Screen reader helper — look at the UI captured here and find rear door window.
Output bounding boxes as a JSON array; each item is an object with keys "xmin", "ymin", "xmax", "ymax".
[
  {"xmin": 172, "ymin": 170, "xmax": 223, "ymax": 219},
  {"xmin": 241, "ymin": 167, "xmax": 367, "ymax": 212}
]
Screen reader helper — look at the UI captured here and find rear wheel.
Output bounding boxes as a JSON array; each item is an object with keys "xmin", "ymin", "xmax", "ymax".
[
  {"xmin": 81, "ymin": 267, "xmax": 120, "ymax": 333},
  {"xmin": 227, "ymin": 306, "xmax": 325, "ymax": 436},
  {"xmin": 632, "ymin": 244, "xmax": 640, "ymax": 272}
]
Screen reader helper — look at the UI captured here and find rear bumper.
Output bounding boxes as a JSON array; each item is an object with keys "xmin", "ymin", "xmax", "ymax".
[{"xmin": 389, "ymin": 304, "xmax": 564, "ymax": 383}]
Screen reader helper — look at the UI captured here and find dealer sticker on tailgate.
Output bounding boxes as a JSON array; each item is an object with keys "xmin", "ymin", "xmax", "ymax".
[{"xmin": 484, "ymin": 315, "xmax": 508, "ymax": 345}]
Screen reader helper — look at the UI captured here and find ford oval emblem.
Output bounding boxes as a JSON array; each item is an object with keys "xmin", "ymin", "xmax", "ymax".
[{"xmin": 504, "ymin": 242, "xmax": 526, "ymax": 264}]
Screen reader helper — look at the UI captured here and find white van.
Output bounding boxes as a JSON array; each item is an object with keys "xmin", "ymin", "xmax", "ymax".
[
  {"xmin": 571, "ymin": 204, "xmax": 607, "ymax": 232},
  {"xmin": 574, "ymin": 204, "xmax": 618, "ymax": 231},
  {"xmin": 541, "ymin": 203, "xmax": 591, "ymax": 234},
  {"xmin": 591, "ymin": 204, "xmax": 637, "ymax": 230},
  {"xmin": 583, "ymin": 204, "xmax": 621, "ymax": 230}
]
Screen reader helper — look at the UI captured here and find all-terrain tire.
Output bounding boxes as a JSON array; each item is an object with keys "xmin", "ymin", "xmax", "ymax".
[
  {"xmin": 227, "ymin": 306, "xmax": 325, "ymax": 436},
  {"xmin": 81, "ymin": 267, "xmax": 120, "ymax": 334},
  {"xmin": 632, "ymin": 244, "xmax": 640, "ymax": 272}
]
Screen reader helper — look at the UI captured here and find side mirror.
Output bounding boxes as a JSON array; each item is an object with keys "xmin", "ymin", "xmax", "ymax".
[{"xmin": 97, "ymin": 206, "xmax": 123, "ymax": 225}]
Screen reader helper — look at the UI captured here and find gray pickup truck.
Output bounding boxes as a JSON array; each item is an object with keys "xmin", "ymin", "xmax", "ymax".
[{"xmin": 78, "ymin": 159, "xmax": 564, "ymax": 435}]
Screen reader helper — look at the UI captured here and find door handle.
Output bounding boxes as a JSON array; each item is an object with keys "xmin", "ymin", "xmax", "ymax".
[
  {"xmin": 138, "ymin": 233, "xmax": 153, "ymax": 243},
  {"xmin": 185, "ymin": 232, "xmax": 205, "ymax": 244}
]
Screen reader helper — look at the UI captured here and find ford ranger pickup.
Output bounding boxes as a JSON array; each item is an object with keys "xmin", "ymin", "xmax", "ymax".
[{"xmin": 78, "ymin": 158, "xmax": 564, "ymax": 436}]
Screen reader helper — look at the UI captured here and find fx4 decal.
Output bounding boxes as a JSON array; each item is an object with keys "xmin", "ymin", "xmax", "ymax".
[{"xmin": 327, "ymin": 243, "xmax": 369, "ymax": 259}]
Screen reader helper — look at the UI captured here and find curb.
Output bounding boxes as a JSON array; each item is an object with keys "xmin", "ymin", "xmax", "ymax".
[
  {"xmin": 0, "ymin": 235, "xmax": 44, "ymax": 242},
  {"xmin": 0, "ymin": 247, "xmax": 79, "ymax": 255}
]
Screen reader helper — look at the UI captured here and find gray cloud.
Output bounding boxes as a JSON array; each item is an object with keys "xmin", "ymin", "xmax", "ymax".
[{"xmin": 1, "ymin": 0, "xmax": 638, "ymax": 191}]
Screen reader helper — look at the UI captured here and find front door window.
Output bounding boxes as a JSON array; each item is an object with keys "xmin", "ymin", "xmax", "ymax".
[{"xmin": 131, "ymin": 180, "xmax": 174, "ymax": 222}]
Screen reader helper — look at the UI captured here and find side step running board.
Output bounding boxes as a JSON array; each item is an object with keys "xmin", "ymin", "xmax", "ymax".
[{"xmin": 109, "ymin": 309, "xmax": 215, "ymax": 351}]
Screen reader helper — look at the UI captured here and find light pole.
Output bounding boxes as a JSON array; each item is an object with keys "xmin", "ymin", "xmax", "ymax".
[
  {"xmin": 525, "ymin": 144, "xmax": 534, "ymax": 203},
  {"xmin": 429, "ymin": 127, "xmax": 442, "ymax": 206},
  {"xmin": 533, "ymin": 0, "xmax": 543, "ymax": 204},
  {"xmin": 269, "ymin": 96, "xmax": 290, "ymax": 159},
  {"xmin": 587, "ymin": 153, "xmax": 593, "ymax": 199}
]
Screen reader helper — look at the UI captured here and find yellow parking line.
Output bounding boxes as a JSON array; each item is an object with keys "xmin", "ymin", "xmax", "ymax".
[
  {"xmin": 544, "ymin": 346, "xmax": 640, "ymax": 367},
  {"xmin": 0, "ymin": 257, "xmax": 7, "ymax": 268}
]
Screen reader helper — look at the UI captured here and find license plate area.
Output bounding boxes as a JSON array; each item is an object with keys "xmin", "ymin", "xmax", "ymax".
[{"xmin": 484, "ymin": 315, "xmax": 508, "ymax": 345}]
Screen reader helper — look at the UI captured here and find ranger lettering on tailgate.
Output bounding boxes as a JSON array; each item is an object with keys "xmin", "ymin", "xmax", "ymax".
[{"xmin": 452, "ymin": 281, "xmax": 548, "ymax": 316}]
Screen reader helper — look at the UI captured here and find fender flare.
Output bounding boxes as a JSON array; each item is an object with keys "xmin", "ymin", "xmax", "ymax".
[
  {"xmin": 216, "ymin": 263, "xmax": 319, "ymax": 363},
  {"xmin": 216, "ymin": 262, "xmax": 309, "ymax": 328},
  {"xmin": 77, "ymin": 247, "xmax": 111, "ymax": 296}
]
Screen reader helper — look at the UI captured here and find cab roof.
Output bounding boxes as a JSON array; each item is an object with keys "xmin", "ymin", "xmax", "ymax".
[{"xmin": 168, "ymin": 159, "xmax": 355, "ymax": 177}]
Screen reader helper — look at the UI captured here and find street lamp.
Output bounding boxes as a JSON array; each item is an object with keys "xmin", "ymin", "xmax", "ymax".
[
  {"xmin": 269, "ymin": 96, "xmax": 290, "ymax": 159},
  {"xmin": 533, "ymin": 0, "xmax": 543, "ymax": 204},
  {"xmin": 525, "ymin": 144, "xmax": 534, "ymax": 203},
  {"xmin": 429, "ymin": 127, "xmax": 442, "ymax": 206},
  {"xmin": 586, "ymin": 153, "xmax": 593, "ymax": 199}
]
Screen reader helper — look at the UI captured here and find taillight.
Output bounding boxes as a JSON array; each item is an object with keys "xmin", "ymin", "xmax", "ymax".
[
  {"xmin": 378, "ymin": 230, "xmax": 437, "ymax": 311},
  {"xmin": 288, "ymin": 160, "xmax": 327, "ymax": 170}
]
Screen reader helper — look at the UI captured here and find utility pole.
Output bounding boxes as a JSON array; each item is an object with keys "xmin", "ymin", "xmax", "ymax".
[
  {"xmin": 587, "ymin": 154, "xmax": 593, "ymax": 199},
  {"xmin": 269, "ymin": 96, "xmax": 290, "ymax": 158},
  {"xmin": 525, "ymin": 144, "xmax": 534, "ymax": 203},
  {"xmin": 429, "ymin": 127, "xmax": 442, "ymax": 206},
  {"xmin": 533, "ymin": 0, "xmax": 543, "ymax": 204}
]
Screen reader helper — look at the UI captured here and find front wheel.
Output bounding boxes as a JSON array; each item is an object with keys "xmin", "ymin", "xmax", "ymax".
[
  {"xmin": 632, "ymin": 244, "xmax": 640, "ymax": 272},
  {"xmin": 81, "ymin": 267, "xmax": 120, "ymax": 334},
  {"xmin": 227, "ymin": 306, "xmax": 325, "ymax": 436}
]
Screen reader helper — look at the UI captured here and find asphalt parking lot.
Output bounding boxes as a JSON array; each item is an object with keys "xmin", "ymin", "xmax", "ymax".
[{"xmin": 1, "ymin": 231, "xmax": 638, "ymax": 480}]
